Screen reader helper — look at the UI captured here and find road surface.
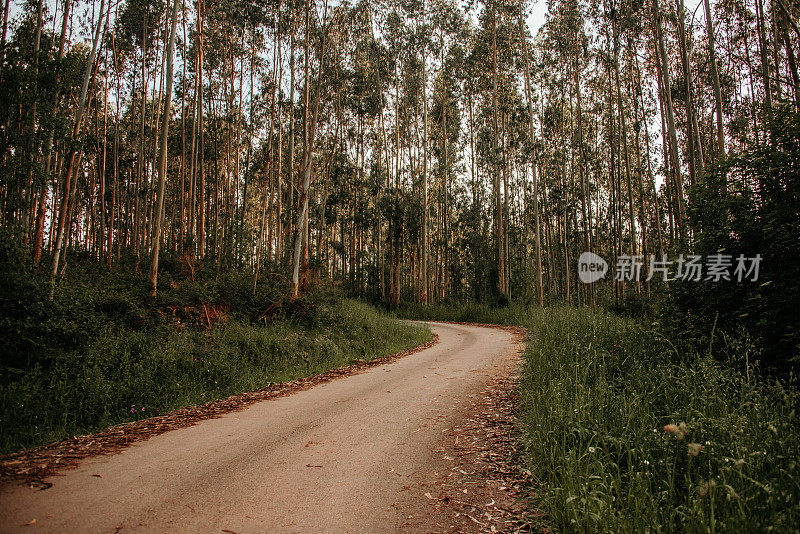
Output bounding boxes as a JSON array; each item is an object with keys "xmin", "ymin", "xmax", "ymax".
[{"xmin": 0, "ymin": 322, "xmax": 519, "ymax": 533}]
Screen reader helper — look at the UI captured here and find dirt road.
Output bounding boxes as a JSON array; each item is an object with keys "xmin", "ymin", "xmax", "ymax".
[{"xmin": 0, "ymin": 322, "xmax": 520, "ymax": 533}]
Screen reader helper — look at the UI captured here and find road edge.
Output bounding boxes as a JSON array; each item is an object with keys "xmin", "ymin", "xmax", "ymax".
[{"xmin": 0, "ymin": 331, "xmax": 439, "ymax": 485}]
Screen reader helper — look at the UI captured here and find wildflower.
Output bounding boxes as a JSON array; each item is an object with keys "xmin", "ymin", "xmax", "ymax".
[
  {"xmin": 588, "ymin": 447, "xmax": 596, "ymax": 453},
  {"xmin": 697, "ymin": 479, "xmax": 716, "ymax": 498},
  {"xmin": 687, "ymin": 443, "xmax": 703, "ymax": 457},
  {"xmin": 664, "ymin": 422, "xmax": 687, "ymax": 440}
]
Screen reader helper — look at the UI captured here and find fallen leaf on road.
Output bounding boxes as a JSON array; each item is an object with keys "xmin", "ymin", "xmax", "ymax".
[
  {"xmin": 92, "ymin": 474, "xmax": 102, "ymax": 478},
  {"xmin": 24, "ymin": 519, "xmax": 36, "ymax": 526},
  {"xmin": 305, "ymin": 464, "xmax": 322, "ymax": 468},
  {"xmin": 424, "ymin": 492, "xmax": 434, "ymax": 499},
  {"xmin": 221, "ymin": 530, "xmax": 239, "ymax": 534}
]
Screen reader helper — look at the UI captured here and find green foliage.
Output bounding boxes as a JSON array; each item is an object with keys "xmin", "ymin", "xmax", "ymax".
[
  {"xmin": 520, "ymin": 307, "xmax": 800, "ymax": 532},
  {"xmin": 676, "ymin": 109, "xmax": 800, "ymax": 373},
  {"xmin": 0, "ymin": 253, "xmax": 430, "ymax": 454},
  {"xmin": 397, "ymin": 304, "xmax": 800, "ymax": 531}
]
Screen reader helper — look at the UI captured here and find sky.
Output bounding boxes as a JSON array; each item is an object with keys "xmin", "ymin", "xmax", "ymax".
[
  {"xmin": 11, "ymin": 0, "xmax": 553, "ymax": 42},
  {"xmin": 527, "ymin": 0, "xmax": 549, "ymax": 36},
  {"xmin": 8, "ymin": 0, "xmax": 708, "ymax": 52}
]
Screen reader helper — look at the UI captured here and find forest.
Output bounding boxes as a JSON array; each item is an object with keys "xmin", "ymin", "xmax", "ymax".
[{"xmin": 1, "ymin": 0, "xmax": 799, "ymax": 529}]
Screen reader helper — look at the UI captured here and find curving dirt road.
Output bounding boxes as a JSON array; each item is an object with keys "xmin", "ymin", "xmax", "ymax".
[{"xmin": 0, "ymin": 322, "xmax": 520, "ymax": 533}]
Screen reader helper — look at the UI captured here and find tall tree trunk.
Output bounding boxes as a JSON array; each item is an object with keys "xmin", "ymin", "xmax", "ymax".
[
  {"xmin": 33, "ymin": 0, "xmax": 72, "ymax": 264},
  {"xmin": 612, "ymin": 22, "xmax": 638, "ymax": 266},
  {"xmin": 290, "ymin": 0, "xmax": 328, "ymax": 299},
  {"xmin": 197, "ymin": 0, "xmax": 206, "ymax": 258},
  {"xmin": 756, "ymin": 0, "xmax": 773, "ymax": 111},
  {"xmin": 653, "ymin": 0, "xmax": 685, "ymax": 236},
  {"xmin": 676, "ymin": 0, "xmax": 700, "ymax": 187},
  {"xmin": 149, "ymin": 0, "xmax": 179, "ymax": 295},
  {"xmin": 49, "ymin": 0, "xmax": 106, "ymax": 294},
  {"xmin": 703, "ymin": 0, "xmax": 726, "ymax": 158},
  {"xmin": 491, "ymin": 2, "xmax": 505, "ymax": 296},
  {"xmin": 421, "ymin": 1, "xmax": 428, "ymax": 305}
]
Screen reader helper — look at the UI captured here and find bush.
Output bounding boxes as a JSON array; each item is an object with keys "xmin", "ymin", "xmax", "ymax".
[
  {"xmin": 396, "ymin": 303, "xmax": 800, "ymax": 531},
  {"xmin": 0, "ymin": 298, "xmax": 430, "ymax": 453},
  {"xmin": 676, "ymin": 110, "xmax": 800, "ymax": 374},
  {"xmin": 0, "ymin": 245, "xmax": 431, "ymax": 454},
  {"xmin": 519, "ymin": 307, "xmax": 800, "ymax": 532}
]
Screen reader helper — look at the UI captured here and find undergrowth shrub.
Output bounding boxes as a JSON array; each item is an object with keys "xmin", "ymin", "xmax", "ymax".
[
  {"xmin": 397, "ymin": 303, "xmax": 800, "ymax": 532},
  {"xmin": 0, "ymin": 247, "xmax": 430, "ymax": 453},
  {"xmin": 520, "ymin": 307, "xmax": 800, "ymax": 532}
]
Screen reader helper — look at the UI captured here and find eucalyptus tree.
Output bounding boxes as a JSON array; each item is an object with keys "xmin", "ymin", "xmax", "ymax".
[{"xmin": 149, "ymin": 0, "xmax": 179, "ymax": 295}]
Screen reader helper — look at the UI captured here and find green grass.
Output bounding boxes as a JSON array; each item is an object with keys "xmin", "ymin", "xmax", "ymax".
[
  {"xmin": 398, "ymin": 303, "xmax": 800, "ymax": 532},
  {"xmin": 1, "ymin": 299, "xmax": 430, "ymax": 454}
]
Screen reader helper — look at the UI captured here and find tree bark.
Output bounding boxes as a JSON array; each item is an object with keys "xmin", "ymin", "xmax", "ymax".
[
  {"xmin": 703, "ymin": 0, "xmax": 726, "ymax": 158},
  {"xmin": 49, "ymin": 0, "xmax": 106, "ymax": 294},
  {"xmin": 149, "ymin": 0, "xmax": 179, "ymax": 295}
]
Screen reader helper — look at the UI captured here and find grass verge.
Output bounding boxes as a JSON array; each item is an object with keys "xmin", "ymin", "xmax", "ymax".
[
  {"xmin": 399, "ymin": 303, "xmax": 800, "ymax": 532},
  {"xmin": 1, "ymin": 299, "xmax": 430, "ymax": 454}
]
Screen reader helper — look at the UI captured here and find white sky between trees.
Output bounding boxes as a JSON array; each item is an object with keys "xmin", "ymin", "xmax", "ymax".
[{"xmin": 9, "ymin": 0, "xmax": 711, "ymax": 194}]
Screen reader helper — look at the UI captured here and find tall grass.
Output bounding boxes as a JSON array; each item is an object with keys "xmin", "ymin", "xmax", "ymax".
[
  {"xmin": 0, "ymin": 300, "xmax": 430, "ymax": 454},
  {"xmin": 399, "ymin": 303, "xmax": 800, "ymax": 532}
]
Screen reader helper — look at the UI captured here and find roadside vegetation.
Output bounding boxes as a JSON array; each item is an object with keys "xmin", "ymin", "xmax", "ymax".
[
  {"xmin": 0, "ymin": 0, "xmax": 798, "ymax": 526},
  {"xmin": 400, "ymin": 303, "xmax": 800, "ymax": 532},
  {"xmin": 0, "ymin": 250, "xmax": 430, "ymax": 455}
]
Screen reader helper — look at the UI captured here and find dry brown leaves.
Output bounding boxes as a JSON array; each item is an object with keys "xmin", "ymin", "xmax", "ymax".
[
  {"xmin": 418, "ymin": 322, "xmax": 546, "ymax": 534},
  {"xmin": 427, "ymin": 372, "xmax": 546, "ymax": 533},
  {"xmin": 0, "ymin": 334, "xmax": 439, "ymax": 485}
]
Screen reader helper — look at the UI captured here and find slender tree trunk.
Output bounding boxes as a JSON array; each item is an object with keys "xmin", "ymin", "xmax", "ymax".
[
  {"xmin": 33, "ymin": 0, "xmax": 72, "ymax": 264},
  {"xmin": 703, "ymin": 0, "xmax": 726, "ymax": 158},
  {"xmin": 197, "ymin": 0, "xmax": 206, "ymax": 258},
  {"xmin": 49, "ymin": 0, "xmax": 106, "ymax": 294},
  {"xmin": 491, "ymin": 2, "xmax": 505, "ymax": 296},
  {"xmin": 290, "ymin": 0, "xmax": 328, "ymax": 299},
  {"xmin": 421, "ymin": 1, "xmax": 428, "ymax": 304},
  {"xmin": 149, "ymin": 0, "xmax": 179, "ymax": 295},
  {"xmin": 612, "ymin": 23, "xmax": 638, "ymax": 266},
  {"xmin": 653, "ymin": 0, "xmax": 685, "ymax": 236},
  {"xmin": 756, "ymin": 0, "xmax": 773, "ymax": 111}
]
